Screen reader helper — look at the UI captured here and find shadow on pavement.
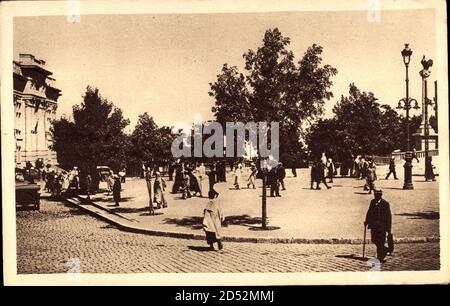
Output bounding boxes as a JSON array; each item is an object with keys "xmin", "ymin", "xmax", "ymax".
[
  {"xmin": 383, "ymin": 187, "xmax": 405, "ymax": 190},
  {"xmin": 225, "ymin": 215, "xmax": 262, "ymax": 226},
  {"xmin": 354, "ymin": 192, "xmax": 371, "ymax": 195},
  {"xmin": 396, "ymin": 211, "xmax": 439, "ymax": 220},
  {"xmin": 248, "ymin": 225, "xmax": 281, "ymax": 231},
  {"xmin": 139, "ymin": 211, "xmax": 164, "ymax": 216},
  {"xmin": 108, "ymin": 206, "xmax": 149, "ymax": 214},
  {"xmin": 163, "ymin": 214, "xmax": 263, "ymax": 230},
  {"xmin": 336, "ymin": 254, "xmax": 369, "ymax": 261},
  {"xmin": 188, "ymin": 246, "xmax": 213, "ymax": 252},
  {"xmin": 92, "ymin": 196, "xmax": 136, "ymax": 203},
  {"xmin": 163, "ymin": 216, "xmax": 203, "ymax": 229}
]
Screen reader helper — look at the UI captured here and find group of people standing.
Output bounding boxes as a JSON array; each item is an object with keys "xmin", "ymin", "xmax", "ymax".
[
  {"xmin": 355, "ymin": 157, "xmax": 378, "ymax": 194},
  {"xmin": 42, "ymin": 165, "xmax": 85, "ymax": 199},
  {"xmin": 310, "ymin": 157, "xmax": 334, "ymax": 190},
  {"xmin": 42, "ymin": 165, "xmax": 66, "ymax": 198},
  {"xmin": 170, "ymin": 161, "xmax": 220, "ymax": 200},
  {"xmin": 105, "ymin": 170, "xmax": 123, "ymax": 206},
  {"xmin": 266, "ymin": 162, "xmax": 286, "ymax": 197}
]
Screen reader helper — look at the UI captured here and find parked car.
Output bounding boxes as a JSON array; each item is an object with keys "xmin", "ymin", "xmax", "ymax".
[
  {"xmin": 15, "ymin": 167, "xmax": 40, "ymax": 210},
  {"xmin": 96, "ymin": 166, "xmax": 111, "ymax": 182}
]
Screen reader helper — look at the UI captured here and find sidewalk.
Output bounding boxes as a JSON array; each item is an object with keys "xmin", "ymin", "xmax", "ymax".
[{"xmin": 69, "ymin": 163, "xmax": 439, "ymax": 243}]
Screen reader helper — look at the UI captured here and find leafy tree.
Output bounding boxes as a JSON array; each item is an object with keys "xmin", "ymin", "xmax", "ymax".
[
  {"xmin": 52, "ymin": 86, "xmax": 130, "ymax": 187},
  {"xmin": 209, "ymin": 28, "xmax": 337, "ymax": 164},
  {"xmin": 306, "ymin": 83, "xmax": 421, "ymax": 160},
  {"xmin": 128, "ymin": 112, "xmax": 174, "ymax": 168}
]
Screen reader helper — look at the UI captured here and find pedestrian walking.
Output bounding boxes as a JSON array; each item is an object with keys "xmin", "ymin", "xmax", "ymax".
[
  {"xmin": 425, "ymin": 156, "xmax": 436, "ymax": 181},
  {"xmin": 321, "ymin": 152, "xmax": 327, "ymax": 165},
  {"xmin": 233, "ymin": 163, "xmax": 243, "ymax": 189},
  {"xmin": 385, "ymin": 156, "xmax": 398, "ymax": 180},
  {"xmin": 86, "ymin": 172, "xmax": 92, "ymax": 200},
  {"xmin": 44, "ymin": 164, "xmax": 52, "ymax": 191},
  {"xmin": 189, "ymin": 168, "xmax": 202, "ymax": 197},
  {"xmin": 70, "ymin": 166, "xmax": 80, "ymax": 191},
  {"xmin": 412, "ymin": 146, "xmax": 420, "ymax": 163},
  {"xmin": 202, "ymin": 191, "xmax": 224, "ymax": 251},
  {"xmin": 107, "ymin": 170, "xmax": 114, "ymax": 195},
  {"xmin": 172, "ymin": 163, "xmax": 184, "ymax": 193},
  {"xmin": 49, "ymin": 170, "xmax": 57, "ymax": 198},
  {"xmin": 207, "ymin": 164, "xmax": 219, "ymax": 198},
  {"xmin": 217, "ymin": 160, "xmax": 227, "ymax": 182},
  {"xmin": 315, "ymin": 161, "xmax": 331, "ymax": 190},
  {"xmin": 197, "ymin": 163, "xmax": 207, "ymax": 197},
  {"xmin": 364, "ymin": 189, "xmax": 392, "ymax": 262},
  {"xmin": 278, "ymin": 162, "xmax": 286, "ymax": 190},
  {"xmin": 349, "ymin": 153, "xmax": 355, "ymax": 177},
  {"xmin": 47, "ymin": 169, "xmax": 55, "ymax": 195},
  {"xmin": 62, "ymin": 171, "xmax": 70, "ymax": 191},
  {"xmin": 153, "ymin": 172, "xmax": 167, "ymax": 208},
  {"xmin": 366, "ymin": 162, "xmax": 376, "ymax": 194},
  {"xmin": 310, "ymin": 161, "xmax": 317, "ymax": 189},
  {"xmin": 112, "ymin": 175, "xmax": 122, "ymax": 206},
  {"xmin": 268, "ymin": 166, "xmax": 280, "ymax": 197},
  {"xmin": 119, "ymin": 167, "xmax": 126, "ymax": 183},
  {"xmin": 247, "ymin": 163, "xmax": 257, "ymax": 189},
  {"xmin": 181, "ymin": 171, "xmax": 192, "ymax": 199},
  {"xmin": 360, "ymin": 157, "xmax": 368, "ymax": 180},
  {"xmin": 168, "ymin": 160, "xmax": 175, "ymax": 181},
  {"xmin": 54, "ymin": 172, "xmax": 63, "ymax": 198},
  {"xmin": 292, "ymin": 167, "xmax": 297, "ymax": 178},
  {"xmin": 145, "ymin": 169, "xmax": 155, "ymax": 214},
  {"xmin": 326, "ymin": 158, "xmax": 335, "ymax": 183},
  {"xmin": 353, "ymin": 155, "xmax": 361, "ymax": 178}
]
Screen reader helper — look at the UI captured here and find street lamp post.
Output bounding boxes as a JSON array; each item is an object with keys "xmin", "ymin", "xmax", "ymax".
[
  {"xmin": 397, "ymin": 44, "xmax": 419, "ymax": 190},
  {"xmin": 434, "ymin": 81, "xmax": 438, "ymax": 132},
  {"xmin": 259, "ymin": 157, "xmax": 268, "ymax": 229},
  {"xmin": 262, "ymin": 168, "xmax": 267, "ymax": 229},
  {"xmin": 419, "ymin": 56, "xmax": 434, "ymax": 162}
]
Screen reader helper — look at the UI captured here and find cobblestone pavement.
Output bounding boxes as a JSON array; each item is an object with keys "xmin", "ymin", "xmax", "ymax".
[{"xmin": 16, "ymin": 199, "xmax": 440, "ymax": 274}]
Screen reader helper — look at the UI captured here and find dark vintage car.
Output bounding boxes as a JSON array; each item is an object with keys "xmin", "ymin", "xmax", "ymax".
[{"xmin": 15, "ymin": 168, "xmax": 41, "ymax": 210}]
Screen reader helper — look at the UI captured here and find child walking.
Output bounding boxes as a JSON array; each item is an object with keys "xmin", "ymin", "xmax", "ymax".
[{"xmin": 202, "ymin": 191, "xmax": 224, "ymax": 251}]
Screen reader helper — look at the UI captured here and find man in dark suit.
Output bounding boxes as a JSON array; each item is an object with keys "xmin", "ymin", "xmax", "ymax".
[
  {"xmin": 315, "ymin": 161, "xmax": 331, "ymax": 190},
  {"xmin": 277, "ymin": 162, "xmax": 286, "ymax": 191},
  {"xmin": 364, "ymin": 189, "xmax": 392, "ymax": 262},
  {"xmin": 385, "ymin": 156, "xmax": 398, "ymax": 180},
  {"xmin": 268, "ymin": 166, "xmax": 280, "ymax": 197}
]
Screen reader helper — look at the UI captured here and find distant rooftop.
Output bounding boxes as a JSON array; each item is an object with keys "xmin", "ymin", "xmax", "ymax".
[
  {"xmin": 18, "ymin": 53, "xmax": 46, "ymax": 66},
  {"xmin": 16, "ymin": 53, "xmax": 52, "ymax": 75}
]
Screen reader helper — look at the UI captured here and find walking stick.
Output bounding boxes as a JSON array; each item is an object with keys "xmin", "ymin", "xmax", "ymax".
[
  {"xmin": 362, "ymin": 224, "xmax": 367, "ymax": 259},
  {"xmin": 146, "ymin": 171, "xmax": 154, "ymax": 215}
]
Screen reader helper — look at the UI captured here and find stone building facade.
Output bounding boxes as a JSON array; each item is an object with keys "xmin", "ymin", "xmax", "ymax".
[{"xmin": 13, "ymin": 54, "xmax": 61, "ymax": 167}]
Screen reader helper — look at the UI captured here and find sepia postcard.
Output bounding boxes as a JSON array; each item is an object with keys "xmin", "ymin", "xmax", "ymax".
[{"xmin": 1, "ymin": 0, "xmax": 449, "ymax": 287}]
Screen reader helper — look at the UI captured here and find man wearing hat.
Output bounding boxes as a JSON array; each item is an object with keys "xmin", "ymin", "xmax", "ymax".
[{"xmin": 364, "ymin": 189, "xmax": 392, "ymax": 262}]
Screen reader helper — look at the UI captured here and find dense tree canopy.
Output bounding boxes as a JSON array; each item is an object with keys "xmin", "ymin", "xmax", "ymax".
[
  {"xmin": 52, "ymin": 86, "xmax": 130, "ymax": 175},
  {"xmin": 128, "ymin": 112, "xmax": 174, "ymax": 167},
  {"xmin": 306, "ymin": 83, "xmax": 422, "ymax": 161},
  {"xmin": 209, "ymin": 28, "xmax": 337, "ymax": 165}
]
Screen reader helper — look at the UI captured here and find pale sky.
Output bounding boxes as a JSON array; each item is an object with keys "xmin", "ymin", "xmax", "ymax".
[{"xmin": 14, "ymin": 9, "xmax": 436, "ymax": 132}]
